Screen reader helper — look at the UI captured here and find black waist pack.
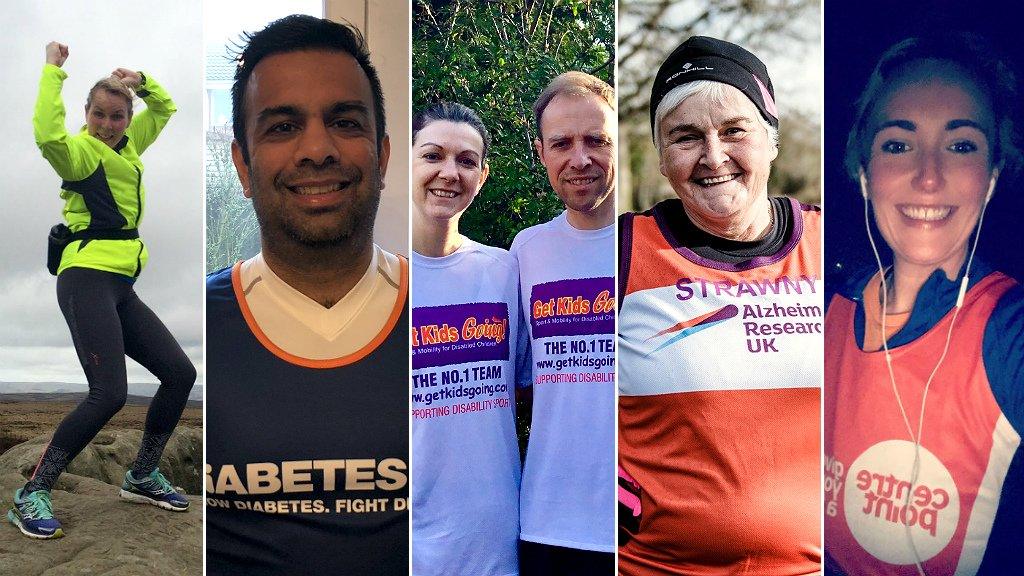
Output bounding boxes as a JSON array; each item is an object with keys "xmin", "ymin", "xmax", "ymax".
[{"xmin": 47, "ymin": 224, "xmax": 139, "ymax": 275}]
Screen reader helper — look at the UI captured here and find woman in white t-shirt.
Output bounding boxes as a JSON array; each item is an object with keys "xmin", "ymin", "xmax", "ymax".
[{"xmin": 410, "ymin": 103, "xmax": 523, "ymax": 576}]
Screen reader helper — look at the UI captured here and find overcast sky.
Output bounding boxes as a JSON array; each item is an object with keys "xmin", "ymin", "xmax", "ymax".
[
  {"xmin": 205, "ymin": 0, "xmax": 323, "ymax": 48},
  {"xmin": 0, "ymin": 0, "xmax": 204, "ymax": 386}
]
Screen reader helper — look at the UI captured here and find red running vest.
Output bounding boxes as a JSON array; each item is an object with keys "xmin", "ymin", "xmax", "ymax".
[{"xmin": 825, "ymin": 272, "xmax": 1019, "ymax": 575}]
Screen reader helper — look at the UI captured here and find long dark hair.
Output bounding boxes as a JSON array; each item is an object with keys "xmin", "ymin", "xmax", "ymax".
[{"xmin": 412, "ymin": 102, "xmax": 491, "ymax": 165}]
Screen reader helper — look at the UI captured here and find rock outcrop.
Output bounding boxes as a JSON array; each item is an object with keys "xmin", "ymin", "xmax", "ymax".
[{"xmin": 0, "ymin": 427, "xmax": 201, "ymax": 576}]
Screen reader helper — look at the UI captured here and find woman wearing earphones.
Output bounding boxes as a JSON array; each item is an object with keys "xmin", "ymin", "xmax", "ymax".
[
  {"xmin": 825, "ymin": 33, "xmax": 1024, "ymax": 575},
  {"xmin": 410, "ymin": 102, "xmax": 524, "ymax": 576}
]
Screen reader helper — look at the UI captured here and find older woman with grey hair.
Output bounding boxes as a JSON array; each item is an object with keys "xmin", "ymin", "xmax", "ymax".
[{"xmin": 617, "ymin": 36, "xmax": 822, "ymax": 575}]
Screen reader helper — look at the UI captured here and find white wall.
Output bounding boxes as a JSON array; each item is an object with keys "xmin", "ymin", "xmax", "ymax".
[{"xmin": 326, "ymin": 0, "xmax": 410, "ymax": 256}]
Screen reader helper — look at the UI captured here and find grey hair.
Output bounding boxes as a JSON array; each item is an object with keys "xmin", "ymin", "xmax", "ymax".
[{"xmin": 653, "ymin": 80, "xmax": 779, "ymax": 154}]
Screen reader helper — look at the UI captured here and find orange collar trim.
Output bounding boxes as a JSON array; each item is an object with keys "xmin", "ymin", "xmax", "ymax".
[{"xmin": 230, "ymin": 256, "xmax": 409, "ymax": 369}]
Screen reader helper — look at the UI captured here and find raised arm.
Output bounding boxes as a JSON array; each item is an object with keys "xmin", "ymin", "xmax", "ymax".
[
  {"xmin": 33, "ymin": 42, "xmax": 94, "ymax": 181},
  {"xmin": 118, "ymin": 68, "xmax": 176, "ymax": 155}
]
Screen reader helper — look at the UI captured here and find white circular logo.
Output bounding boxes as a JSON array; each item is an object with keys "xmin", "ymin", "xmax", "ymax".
[{"xmin": 843, "ymin": 440, "xmax": 959, "ymax": 564}]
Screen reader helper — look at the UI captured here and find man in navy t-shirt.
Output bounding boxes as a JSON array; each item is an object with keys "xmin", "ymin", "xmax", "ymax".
[{"xmin": 204, "ymin": 15, "xmax": 408, "ymax": 575}]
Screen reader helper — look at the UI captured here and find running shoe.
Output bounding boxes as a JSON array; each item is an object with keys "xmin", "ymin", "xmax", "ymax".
[
  {"xmin": 7, "ymin": 487, "xmax": 64, "ymax": 539},
  {"xmin": 119, "ymin": 468, "xmax": 189, "ymax": 512}
]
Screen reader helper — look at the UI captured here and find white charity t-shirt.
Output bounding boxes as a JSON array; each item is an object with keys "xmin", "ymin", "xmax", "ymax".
[
  {"xmin": 238, "ymin": 245, "xmax": 402, "ymax": 359},
  {"xmin": 411, "ymin": 237, "xmax": 525, "ymax": 576},
  {"xmin": 510, "ymin": 212, "xmax": 616, "ymax": 552}
]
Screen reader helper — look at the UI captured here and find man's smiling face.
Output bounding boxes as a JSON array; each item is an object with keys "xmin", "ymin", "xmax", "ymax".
[{"xmin": 232, "ymin": 49, "xmax": 390, "ymax": 249}]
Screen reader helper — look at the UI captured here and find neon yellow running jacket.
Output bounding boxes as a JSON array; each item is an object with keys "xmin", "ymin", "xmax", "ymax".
[{"xmin": 34, "ymin": 63, "xmax": 176, "ymax": 277}]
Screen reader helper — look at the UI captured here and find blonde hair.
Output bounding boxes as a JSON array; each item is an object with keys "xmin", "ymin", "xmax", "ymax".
[
  {"xmin": 86, "ymin": 77, "xmax": 135, "ymax": 113},
  {"xmin": 533, "ymin": 71, "xmax": 615, "ymax": 140}
]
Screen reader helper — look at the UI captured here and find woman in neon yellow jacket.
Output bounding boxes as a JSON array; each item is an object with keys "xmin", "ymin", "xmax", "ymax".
[{"xmin": 7, "ymin": 42, "xmax": 196, "ymax": 540}]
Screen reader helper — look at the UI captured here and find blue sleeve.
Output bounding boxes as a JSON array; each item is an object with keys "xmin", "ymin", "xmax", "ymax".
[{"xmin": 984, "ymin": 284, "xmax": 1024, "ymax": 433}]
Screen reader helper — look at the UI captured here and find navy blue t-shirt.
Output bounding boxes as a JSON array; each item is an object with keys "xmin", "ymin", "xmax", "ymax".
[{"xmin": 205, "ymin": 264, "xmax": 409, "ymax": 575}]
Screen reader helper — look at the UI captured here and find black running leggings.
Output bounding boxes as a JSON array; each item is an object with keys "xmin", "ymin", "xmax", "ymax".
[{"xmin": 48, "ymin": 267, "xmax": 196, "ymax": 464}]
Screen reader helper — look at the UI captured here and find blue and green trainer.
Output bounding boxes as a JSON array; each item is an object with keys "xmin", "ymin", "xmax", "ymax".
[
  {"xmin": 8, "ymin": 488, "xmax": 64, "ymax": 539},
  {"xmin": 119, "ymin": 468, "xmax": 189, "ymax": 512}
]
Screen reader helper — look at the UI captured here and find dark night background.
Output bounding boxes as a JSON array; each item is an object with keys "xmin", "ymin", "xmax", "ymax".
[{"xmin": 825, "ymin": 0, "xmax": 1024, "ymax": 295}]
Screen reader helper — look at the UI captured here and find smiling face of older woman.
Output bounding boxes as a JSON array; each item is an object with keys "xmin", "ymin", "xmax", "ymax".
[
  {"xmin": 657, "ymin": 83, "xmax": 778, "ymax": 240},
  {"xmin": 865, "ymin": 69, "xmax": 996, "ymax": 279}
]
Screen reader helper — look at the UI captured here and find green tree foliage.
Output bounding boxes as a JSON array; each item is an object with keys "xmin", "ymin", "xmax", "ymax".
[
  {"xmin": 415, "ymin": 0, "xmax": 615, "ymax": 454},
  {"xmin": 413, "ymin": 0, "xmax": 615, "ymax": 249},
  {"xmin": 205, "ymin": 126, "xmax": 260, "ymax": 272}
]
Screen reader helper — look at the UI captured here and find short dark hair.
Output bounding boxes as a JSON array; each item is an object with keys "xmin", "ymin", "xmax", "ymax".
[
  {"xmin": 533, "ymin": 71, "xmax": 615, "ymax": 141},
  {"xmin": 412, "ymin": 102, "xmax": 491, "ymax": 164},
  {"xmin": 845, "ymin": 32, "xmax": 1023, "ymax": 181},
  {"xmin": 230, "ymin": 14, "xmax": 386, "ymax": 163}
]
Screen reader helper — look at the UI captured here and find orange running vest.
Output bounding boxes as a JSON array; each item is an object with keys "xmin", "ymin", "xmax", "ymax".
[{"xmin": 619, "ymin": 199, "xmax": 822, "ymax": 575}]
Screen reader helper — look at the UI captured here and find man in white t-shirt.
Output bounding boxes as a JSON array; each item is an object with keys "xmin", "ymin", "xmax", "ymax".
[
  {"xmin": 205, "ymin": 15, "xmax": 408, "ymax": 576},
  {"xmin": 510, "ymin": 71, "xmax": 616, "ymax": 575}
]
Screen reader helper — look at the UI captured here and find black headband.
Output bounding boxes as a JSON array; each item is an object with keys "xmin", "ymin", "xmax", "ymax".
[{"xmin": 650, "ymin": 36, "xmax": 778, "ymax": 138}]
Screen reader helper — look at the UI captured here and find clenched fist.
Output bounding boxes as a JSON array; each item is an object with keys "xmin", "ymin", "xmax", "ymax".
[
  {"xmin": 46, "ymin": 42, "xmax": 69, "ymax": 67},
  {"xmin": 111, "ymin": 68, "xmax": 142, "ymax": 89}
]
